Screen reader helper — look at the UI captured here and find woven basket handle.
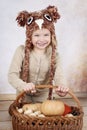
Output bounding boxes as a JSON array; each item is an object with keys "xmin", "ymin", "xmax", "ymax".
[{"xmin": 16, "ymin": 85, "xmax": 81, "ymax": 108}]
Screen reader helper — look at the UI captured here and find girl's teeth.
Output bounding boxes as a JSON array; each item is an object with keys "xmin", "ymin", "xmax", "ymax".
[{"xmin": 38, "ymin": 43, "xmax": 46, "ymax": 46}]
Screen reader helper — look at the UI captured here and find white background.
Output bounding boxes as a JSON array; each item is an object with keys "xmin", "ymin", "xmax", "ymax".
[{"xmin": 0, "ymin": 0, "xmax": 87, "ymax": 93}]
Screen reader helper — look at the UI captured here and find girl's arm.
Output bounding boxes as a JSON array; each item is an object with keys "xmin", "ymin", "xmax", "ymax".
[
  {"xmin": 8, "ymin": 45, "xmax": 35, "ymax": 93},
  {"xmin": 53, "ymin": 53, "xmax": 69, "ymax": 96}
]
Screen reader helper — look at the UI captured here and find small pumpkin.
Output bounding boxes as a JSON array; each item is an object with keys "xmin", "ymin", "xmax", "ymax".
[{"xmin": 41, "ymin": 100, "xmax": 65, "ymax": 116}]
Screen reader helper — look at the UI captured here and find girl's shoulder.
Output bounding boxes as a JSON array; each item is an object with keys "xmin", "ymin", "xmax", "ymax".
[
  {"xmin": 15, "ymin": 45, "xmax": 25, "ymax": 53},
  {"xmin": 46, "ymin": 46, "xmax": 60, "ymax": 59},
  {"xmin": 16, "ymin": 44, "xmax": 25, "ymax": 51},
  {"xmin": 14, "ymin": 45, "xmax": 25, "ymax": 58}
]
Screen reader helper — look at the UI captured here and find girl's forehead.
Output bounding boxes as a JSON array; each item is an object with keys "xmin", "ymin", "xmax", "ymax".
[{"xmin": 33, "ymin": 28, "xmax": 50, "ymax": 34}]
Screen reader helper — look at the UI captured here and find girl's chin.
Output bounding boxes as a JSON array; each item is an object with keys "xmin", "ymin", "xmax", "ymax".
[{"xmin": 37, "ymin": 46, "xmax": 47, "ymax": 50}]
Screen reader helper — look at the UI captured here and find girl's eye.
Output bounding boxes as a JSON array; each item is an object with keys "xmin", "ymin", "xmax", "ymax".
[
  {"xmin": 34, "ymin": 34, "xmax": 39, "ymax": 37},
  {"xmin": 27, "ymin": 17, "xmax": 33, "ymax": 25},
  {"xmin": 44, "ymin": 14, "xmax": 52, "ymax": 21},
  {"xmin": 44, "ymin": 34, "xmax": 49, "ymax": 36}
]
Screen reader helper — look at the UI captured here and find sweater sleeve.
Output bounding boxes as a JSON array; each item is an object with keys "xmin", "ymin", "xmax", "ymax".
[
  {"xmin": 8, "ymin": 45, "xmax": 27, "ymax": 92},
  {"xmin": 54, "ymin": 53, "xmax": 67, "ymax": 87}
]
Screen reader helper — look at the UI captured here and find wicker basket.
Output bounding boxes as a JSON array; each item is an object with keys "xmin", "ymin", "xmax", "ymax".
[{"xmin": 9, "ymin": 85, "xmax": 84, "ymax": 130}]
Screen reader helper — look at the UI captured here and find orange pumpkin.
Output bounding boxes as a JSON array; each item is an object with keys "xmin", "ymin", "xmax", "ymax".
[{"xmin": 41, "ymin": 100, "xmax": 65, "ymax": 116}]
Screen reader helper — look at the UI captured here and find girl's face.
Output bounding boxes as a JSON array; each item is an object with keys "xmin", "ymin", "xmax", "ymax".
[{"xmin": 32, "ymin": 29, "xmax": 51, "ymax": 50}]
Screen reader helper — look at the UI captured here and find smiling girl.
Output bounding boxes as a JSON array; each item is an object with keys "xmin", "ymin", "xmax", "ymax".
[{"xmin": 8, "ymin": 6, "xmax": 69, "ymax": 102}]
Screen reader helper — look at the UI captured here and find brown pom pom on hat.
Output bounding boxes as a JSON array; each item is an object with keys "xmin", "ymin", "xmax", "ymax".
[{"xmin": 16, "ymin": 5, "xmax": 60, "ymax": 99}]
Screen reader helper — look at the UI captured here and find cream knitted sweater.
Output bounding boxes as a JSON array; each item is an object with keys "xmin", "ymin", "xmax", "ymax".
[{"xmin": 8, "ymin": 45, "xmax": 67, "ymax": 101}]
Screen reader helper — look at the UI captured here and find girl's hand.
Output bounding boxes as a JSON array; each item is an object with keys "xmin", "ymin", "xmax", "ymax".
[
  {"xmin": 55, "ymin": 86, "xmax": 69, "ymax": 97},
  {"xmin": 23, "ymin": 83, "xmax": 36, "ymax": 94}
]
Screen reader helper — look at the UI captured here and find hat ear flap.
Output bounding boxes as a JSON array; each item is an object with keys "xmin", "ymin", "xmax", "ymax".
[
  {"xmin": 16, "ymin": 11, "xmax": 29, "ymax": 27},
  {"xmin": 47, "ymin": 6, "xmax": 60, "ymax": 22}
]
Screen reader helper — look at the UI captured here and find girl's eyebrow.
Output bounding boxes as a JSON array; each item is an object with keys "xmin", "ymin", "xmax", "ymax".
[{"xmin": 33, "ymin": 33, "xmax": 39, "ymax": 35}]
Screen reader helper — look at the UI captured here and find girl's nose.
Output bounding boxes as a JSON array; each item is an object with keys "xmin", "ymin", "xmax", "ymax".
[{"xmin": 39, "ymin": 36, "xmax": 44, "ymax": 41}]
